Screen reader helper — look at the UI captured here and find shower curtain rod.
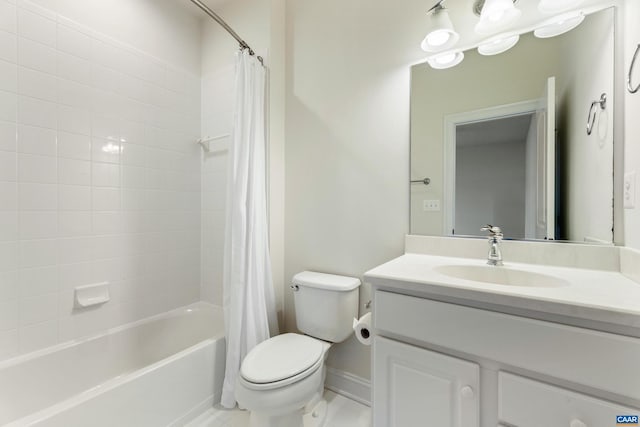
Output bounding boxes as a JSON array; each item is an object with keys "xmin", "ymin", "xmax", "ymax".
[{"xmin": 189, "ymin": 0, "xmax": 264, "ymax": 65}]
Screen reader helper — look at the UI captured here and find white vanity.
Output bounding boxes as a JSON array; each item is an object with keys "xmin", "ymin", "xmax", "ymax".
[{"xmin": 365, "ymin": 236, "xmax": 640, "ymax": 427}]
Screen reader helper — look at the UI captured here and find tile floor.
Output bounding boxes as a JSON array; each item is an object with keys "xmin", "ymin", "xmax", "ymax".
[{"xmin": 185, "ymin": 390, "xmax": 371, "ymax": 427}]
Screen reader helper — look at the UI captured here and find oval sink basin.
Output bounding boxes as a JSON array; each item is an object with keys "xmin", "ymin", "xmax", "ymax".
[{"xmin": 434, "ymin": 265, "xmax": 569, "ymax": 288}]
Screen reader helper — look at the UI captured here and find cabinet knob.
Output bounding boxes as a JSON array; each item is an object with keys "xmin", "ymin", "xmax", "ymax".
[
  {"xmin": 460, "ymin": 385, "xmax": 474, "ymax": 399},
  {"xmin": 570, "ymin": 420, "xmax": 587, "ymax": 427}
]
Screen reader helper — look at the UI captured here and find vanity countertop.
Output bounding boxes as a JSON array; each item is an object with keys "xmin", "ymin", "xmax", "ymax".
[{"xmin": 365, "ymin": 252, "xmax": 640, "ymax": 336}]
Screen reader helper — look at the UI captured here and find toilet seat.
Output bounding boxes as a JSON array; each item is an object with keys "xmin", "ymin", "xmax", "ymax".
[{"xmin": 240, "ymin": 333, "xmax": 328, "ymax": 391}]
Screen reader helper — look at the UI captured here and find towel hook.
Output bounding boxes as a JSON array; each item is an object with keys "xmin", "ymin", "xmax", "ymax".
[
  {"xmin": 586, "ymin": 93, "xmax": 606, "ymax": 135},
  {"xmin": 629, "ymin": 43, "xmax": 640, "ymax": 94}
]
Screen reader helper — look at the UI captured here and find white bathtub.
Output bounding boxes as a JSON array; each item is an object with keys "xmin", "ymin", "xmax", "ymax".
[{"xmin": 0, "ymin": 302, "xmax": 225, "ymax": 427}]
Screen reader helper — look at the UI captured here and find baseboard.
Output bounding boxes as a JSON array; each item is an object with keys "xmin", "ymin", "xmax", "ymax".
[{"xmin": 325, "ymin": 367, "xmax": 371, "ymax": 407}]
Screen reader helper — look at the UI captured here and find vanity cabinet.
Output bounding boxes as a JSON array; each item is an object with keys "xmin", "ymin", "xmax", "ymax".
[
  {"xmin": 372, "ymin": 290, "xmax": 640, "ymax": 427},
  {"xmin": 374, "ymin": 336, "xmax": 479, "ymax": 427}
]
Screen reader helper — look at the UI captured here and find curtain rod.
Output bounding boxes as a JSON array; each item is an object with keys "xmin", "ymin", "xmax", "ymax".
[{"xmin": 189, "ymin": 0, "xmax": 264, "ymax": 65}]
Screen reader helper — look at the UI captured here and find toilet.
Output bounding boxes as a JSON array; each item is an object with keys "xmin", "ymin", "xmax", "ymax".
[{"xmin": 235, "ymin": 271, "xmax": 361, "ymax": 427}]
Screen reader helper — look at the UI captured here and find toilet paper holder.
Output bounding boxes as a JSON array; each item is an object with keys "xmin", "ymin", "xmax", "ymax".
[{"xmin": 364, "ymin": 300, "xmax": 371, "ymax": 309}]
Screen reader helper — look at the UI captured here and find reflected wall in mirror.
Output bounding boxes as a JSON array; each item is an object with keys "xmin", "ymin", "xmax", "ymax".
[{"xmin": 410, "ymin": 7, "xmax": 615, "ymax": 244}]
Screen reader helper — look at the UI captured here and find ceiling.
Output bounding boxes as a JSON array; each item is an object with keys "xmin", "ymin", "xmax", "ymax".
[{"xmin": 457, "ymin": 114, "xmax": 534, "ymax": 147}]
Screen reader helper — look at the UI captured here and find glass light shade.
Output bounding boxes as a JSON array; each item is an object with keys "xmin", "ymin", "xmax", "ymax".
[
  {"xmin": 534, "ymin": 12, "xmax": 585, "ymax": 38},
  {"xmin": 475, "ymin": 0, "xmax": 522, "ymax": 35},
  {"xmin": 427, "ymin": 51, "xmax": 464, "ymax": 69},
  {"xmin": 477, "ymin": 33, "xmax": 520, "ymax": 56},
  {"xmin": 421, "ymin": 6, "xmax": 460, "ymax": 52},
  {"xmin": 538, "ymin": 0, "xmax": 585, "ymax": 14}
]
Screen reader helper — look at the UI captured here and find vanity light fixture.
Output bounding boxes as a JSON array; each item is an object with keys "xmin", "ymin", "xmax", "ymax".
[
  {"xmin": 534, "ymin": 11, "xmax": 585, "ymax": 39},
  {"xmin": 538, "ymin": 0, "xmax": 585, "ymax": 14},
  {"xmin": 421, "ymin": 0, "xmax": 460, "ymax": 52},
  {"xmin": 474, "ymin": 0, "xmax": 522, "ymax": 35},
  {"xmin": 427, "ymin": 51, "xmax": 464, "ymax": 69},
  {"xmin": 477, "ymin": 33, "xmax": 520, "ymax": 56}
]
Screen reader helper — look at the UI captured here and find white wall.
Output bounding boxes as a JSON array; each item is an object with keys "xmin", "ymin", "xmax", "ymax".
[
  {"xmin": 555, "ymin": 9, "xmax": 614, "ymax": 243},
  {"xmin": 0, "ymin": 0, "xmax": 201, "ymax": 360},
  {"xmin": 199, "ymin": 0, "xmax": 287, "ymax": 327},
  {"xmin": 284, "ymin": 0, "xmax": 424, "ymax": 380},
  {"xmin": 623, "ymin": 0, "xmax": 640, "ymax": 249}
]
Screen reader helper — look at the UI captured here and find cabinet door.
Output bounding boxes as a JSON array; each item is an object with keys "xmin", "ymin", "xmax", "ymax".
[{"xmin": 373, "ymin": 336, "xmax": 479, "ymax": 427}]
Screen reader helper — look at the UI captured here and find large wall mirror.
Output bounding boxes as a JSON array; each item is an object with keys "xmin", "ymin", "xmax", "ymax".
[{"xmin": 410, "ymin": 7, "xmax": 615, "ymax": 244}]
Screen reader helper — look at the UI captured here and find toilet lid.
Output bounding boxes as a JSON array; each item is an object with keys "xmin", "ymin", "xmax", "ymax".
[{"xmin": 240, "ymin": 333, "xmax": 324, "ymax": 384}]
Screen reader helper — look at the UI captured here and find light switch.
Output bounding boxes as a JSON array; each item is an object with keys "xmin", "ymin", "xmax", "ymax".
[
  {"xmin": 624, "ymin": 171, "xmax": 636, "ymax": 209},
  {"xmin": 423, "ymin": 199, "xmax": 441, "ymax": 211}
]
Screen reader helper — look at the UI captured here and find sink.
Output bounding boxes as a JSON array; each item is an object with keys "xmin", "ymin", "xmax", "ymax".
[{"xmin": 434, "ymin": 265, "xmax": 569, "ymax": 288}]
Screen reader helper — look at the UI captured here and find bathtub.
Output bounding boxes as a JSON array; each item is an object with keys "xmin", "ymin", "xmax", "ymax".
[{"xmin": 0, "ymin": 302, "xmax": 226, "ymax": 427}]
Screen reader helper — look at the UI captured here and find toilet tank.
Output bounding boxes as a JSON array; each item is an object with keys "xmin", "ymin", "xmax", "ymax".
[{"xmin": 292, "ymin": 271, "xmax": 361, "ymax": 343}]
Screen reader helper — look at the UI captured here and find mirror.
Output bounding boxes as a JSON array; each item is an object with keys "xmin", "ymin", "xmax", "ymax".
[{"xmin": 410, "ymin": 7, "xmax": 615, "ymax": 243}]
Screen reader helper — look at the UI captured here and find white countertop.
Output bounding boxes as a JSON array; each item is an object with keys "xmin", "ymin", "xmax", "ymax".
[{"xmin": 365, "ymin": 253, "xmax": 640, "ymax": 334}]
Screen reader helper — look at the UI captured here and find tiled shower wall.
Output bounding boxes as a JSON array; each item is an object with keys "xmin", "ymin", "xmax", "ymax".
[{"xmin": 0, "ymin": 0, "xmax": 201, "ymax": 360}]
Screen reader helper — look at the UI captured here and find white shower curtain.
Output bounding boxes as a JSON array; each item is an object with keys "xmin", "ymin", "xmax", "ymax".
[{"xmin": 220, "ymin": 50, "xmax": 278, "ymax": 409}]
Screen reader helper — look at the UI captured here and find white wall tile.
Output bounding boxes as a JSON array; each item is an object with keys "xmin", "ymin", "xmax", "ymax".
[
  {"xmin": 0, "ymin": 31, "xmax": 17, "ymax": 64},
  {"xmin": 57, "ymin": 52, "xmax": 92, "ymax": 87},
  {"xmin": 121, "ymin": 142, "xmax": 147, "ymax": 167},
  {"xmin": 19, "ymin": 239, "xmax": 57, "ymax": 268},
  {"xmin": 122, "ymin": 165, "xmax": 146, "ymax": 189},
  {"xmin": 19, "ymin": 211, "xmax": 57, "ymax": 239},
  {"xmin": 0, "ymin": 90, "xmax": 17, "ymax": 122},
  {"xmin": 19, "ymin": 319, "xmax": 57, "ymax": 353},
  {"xmin": 92, "ymin": 211, "xmax": 121, "ymax": 235},
  {"xmin": 57, "ymin": 237, "xmax": 92, "ymax": 264},
  {"xmin": 18, "ymin": 153, "xmax": 56, "ymax": 183},
  {"xmin": 19, "ymin": 293, "xmax": 57, "ymax": 326},
  {"xmin": 0, "ymin": 211, "xmax": 18, "ymax": 241},
  {"xmin": 92, "ymin": 187, "xmax": 120, "ymax": 211},
  {"xmin": 0, "ymin": 241, "xmax": 17, "ymax": 272},
  {"xmin": 0, "ymin": 1, "xmax": 17, "ymax": 34},
  {"xmin": 18, "ymin": 183, "xmax": 56, "ymax": 210},
  {"xmin": 0, "ymin": 150, "xmax": 17, "ymax": 181},
  {"xmin": 0, "ymin": 301, "xmax": 18, "ymax": 330},
  {"xmin": 17, "ymin": 124, "xmax": 56, "ymax": 156},
  {"xmin": 18, "ymin": 66, "xmax": 56, "ymax": 101},
  {"xmin": 57, "ymin": 131, "xmax": 90, "ymax": 160},
  {"xmin": 58, "ymin": 185, "xmax": 90, "ymax": 210},
  {"xmin": 59, "ymin": 211, "xmax": 91, "ymax": 237},
  {"xmin": 58, "ymin": 104, "xmax": 90, "ymax": 135},
  {"xmin": 18, "ymin": 37, "xmax": 56, "ymax": 74},
  {"xmin": 17, "ymin": 8, "xmax": 56, "ymax": 47},
  {"xmin": 19, "ymin": 265, "xmax": 57, "ymax": 298},
  {"xmin": 58, "ymin": 158, "xmax": 90, "ymax": 185},
  {"xmin": 0, "ymin": 182, "xmax": 17, "ymax": 210},
  {"xmin": 0, "ymin": 59, "xmax": 17, "ymax": 92},
  {"xmin": 2, "ymin": 0, "xmax": 202, "ymax": 359},
  {"xmin": 57, "ymin": 78, "xmax": 93, "ymax": 108},
  {"xmin": 0, "ymin": 120, "xmax": 16, "ymax": 151},
  {"xmin": 0, "ymin": 270, "xmax": 17, "ymax": 302},
  {"xmin": 91, "ymin": 137, "xmax": 120, "ymax": 164},
  {"xmin": 18, "ymin": 96, "xmax": 56, "ymax": 129},
  {"xmin": 91, "ymin": 162, "xmax": 119, "ymax": 187},
  {"xmin": 57, "ymin": 24, "xmax": 91, "ymax": 59}
]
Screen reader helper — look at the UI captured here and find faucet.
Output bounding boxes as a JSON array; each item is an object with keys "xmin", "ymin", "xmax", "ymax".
[{"xmin": 481, "ymin": 225, "xmax": 503, "ymax": 266}]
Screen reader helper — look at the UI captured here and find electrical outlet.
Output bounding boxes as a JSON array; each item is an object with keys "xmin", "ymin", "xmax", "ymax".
[
  {"xmin": 625, "ymin": 171, "xmax": 636, "ymax": 209},
  {"xmin": 423, "ymin": 199, "xmax": 441, "ymax": 211}
]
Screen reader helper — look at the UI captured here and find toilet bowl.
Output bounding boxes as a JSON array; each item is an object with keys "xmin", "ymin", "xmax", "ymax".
[{"xmin": 235, "ymin": 271, "xmax": 361, "ymax": 427}]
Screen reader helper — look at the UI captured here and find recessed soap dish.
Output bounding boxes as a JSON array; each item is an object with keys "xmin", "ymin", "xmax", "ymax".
[{"xmin": 74, "ymin": 282, "xmax": 110, "ymax": 308}]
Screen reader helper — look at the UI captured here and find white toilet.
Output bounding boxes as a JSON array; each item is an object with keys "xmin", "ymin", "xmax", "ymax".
[{"xmin": 235, "ymin": 271, "xmax": 361, "ymax": 427}]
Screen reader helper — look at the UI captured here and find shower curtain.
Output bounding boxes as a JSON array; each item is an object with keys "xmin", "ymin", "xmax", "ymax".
[{"xmin": 220, "ymin": 50, "xmax": 278, "ymax": 409}]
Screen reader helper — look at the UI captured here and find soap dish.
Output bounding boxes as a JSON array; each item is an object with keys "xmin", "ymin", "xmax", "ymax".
[{"xmin": 74, "ymin": 282, "xmax": 110, "ymax": 308}]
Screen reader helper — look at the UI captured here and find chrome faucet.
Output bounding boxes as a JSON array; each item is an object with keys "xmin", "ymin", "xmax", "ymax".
[{"xmin": 481, "ymin": 225, "xmax": 503, "ymax": 266}]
